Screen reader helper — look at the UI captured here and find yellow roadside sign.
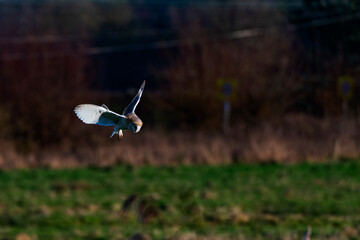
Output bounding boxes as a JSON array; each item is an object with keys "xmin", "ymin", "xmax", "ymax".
[
  {"xmin": 216, "ymin": 78, "xmax": 238, "ymax": 101},
  {"xmin": 337, "ymin": 76, "xmax": 353, "ymax": 101}
]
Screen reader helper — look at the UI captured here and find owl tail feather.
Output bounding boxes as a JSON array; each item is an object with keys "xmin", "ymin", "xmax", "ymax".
[{"xmin": 110, "ymin": 130, "xmax": 117, "ymax": 138}]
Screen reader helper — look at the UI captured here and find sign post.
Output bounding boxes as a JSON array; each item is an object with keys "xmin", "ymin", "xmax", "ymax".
[
  {"xmin": 337, "ymin": 76, "xmax": 353, "ymax": 118},
  {"xmin": 334, "ymin": 76, "xmax": 354, "ymax": 157},
  {"xmin": 217, "ymin": 79, "xmax": 237, "ymax": 135}
]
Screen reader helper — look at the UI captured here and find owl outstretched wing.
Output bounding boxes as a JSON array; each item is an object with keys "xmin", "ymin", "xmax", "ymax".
[
  {"xmin": 123, "ymin": 80, "xmax": 146, "ymax": 115},
  {"xmin": 74, "ymin": 104, "xmax": 124, "ymax": 126}
]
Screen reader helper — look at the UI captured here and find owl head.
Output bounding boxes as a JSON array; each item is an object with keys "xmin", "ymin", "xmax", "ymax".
[{"xmin": 126, "ymin": 113, "xmax": 143, "ymax": 133}]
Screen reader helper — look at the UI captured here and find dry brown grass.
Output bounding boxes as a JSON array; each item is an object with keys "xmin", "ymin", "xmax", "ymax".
[{"xmin": 1, "ymin": 114, "xmax": 360, "ymax": 169}]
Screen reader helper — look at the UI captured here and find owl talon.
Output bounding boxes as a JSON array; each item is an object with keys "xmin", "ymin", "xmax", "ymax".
[{"xmin": 118, "ymin": 130, "xmax": 123, "ymax": 140}]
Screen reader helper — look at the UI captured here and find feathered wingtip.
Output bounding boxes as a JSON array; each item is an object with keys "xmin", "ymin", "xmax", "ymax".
[
  {"xmin": 74, "ymin": 104, "xmax": 103, "ymax": 124},
  {"xmin": 122, "ymin": 80, "xmax": 146, "ymax": 115},
  {"xmin": 140, "ymin": 80, "xmax": 146, "ymax": 92}
]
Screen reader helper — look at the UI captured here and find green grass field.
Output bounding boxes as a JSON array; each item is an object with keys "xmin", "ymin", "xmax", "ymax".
[{"xmin": 1, "ymin": 161, "xmax": 360, "ymax": 239}]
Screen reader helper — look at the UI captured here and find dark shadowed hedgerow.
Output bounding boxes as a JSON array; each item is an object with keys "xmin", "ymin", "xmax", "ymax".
[
  {"xmin": 158, "ymin": 7, "xmax": 302, "ymax": 130},
  {"xmin": 0, "ymin": 40, "xmax": 89, "ymax": 150}
]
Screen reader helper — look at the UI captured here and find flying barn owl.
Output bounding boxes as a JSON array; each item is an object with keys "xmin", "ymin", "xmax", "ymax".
[{"xmin": 74, "ymin": 80, "xmax": 145, "ymax": 140}]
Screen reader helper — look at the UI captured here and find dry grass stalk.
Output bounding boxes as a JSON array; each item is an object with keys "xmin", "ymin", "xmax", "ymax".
[
  {"xmin": 0, "ymin": 114, "xmax": 360, "ymax": 168},
  {"xmin": 302, "ymin": 226, "xmax": 311, "ymax": 240}
]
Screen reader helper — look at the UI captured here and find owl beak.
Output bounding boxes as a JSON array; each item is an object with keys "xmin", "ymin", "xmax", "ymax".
[{"xmin": 134, "ymin": 123, "xmax": 142, "ymax": 133}]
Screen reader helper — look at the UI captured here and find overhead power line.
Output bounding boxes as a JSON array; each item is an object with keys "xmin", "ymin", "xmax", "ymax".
[
  {"xmin": 85, "ymin": 10, "xmax": 360, "ymax": 54},
  {"xmin": 0, "ymin": 35, "xmax": 80, "ymax": 45},
  {"xmin": 1, "ymin": 10, "xmax": 360, "ymax": 61},
  {"xmin": 229, "ymin": 10, "xmax": 360, "ymax": 39},
  {"xmin": 0, "ymin": 0, "xmax": 305, "ymax": 8}
]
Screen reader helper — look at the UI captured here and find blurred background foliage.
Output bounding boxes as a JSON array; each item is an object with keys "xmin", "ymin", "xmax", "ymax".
[
  {"xmin": 2, "ymin": 2, "xmax": 360, "ymax": 239},
  {"xmin": 1, "ymin": 0, "xmax": 360, "ymax": 156}
]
